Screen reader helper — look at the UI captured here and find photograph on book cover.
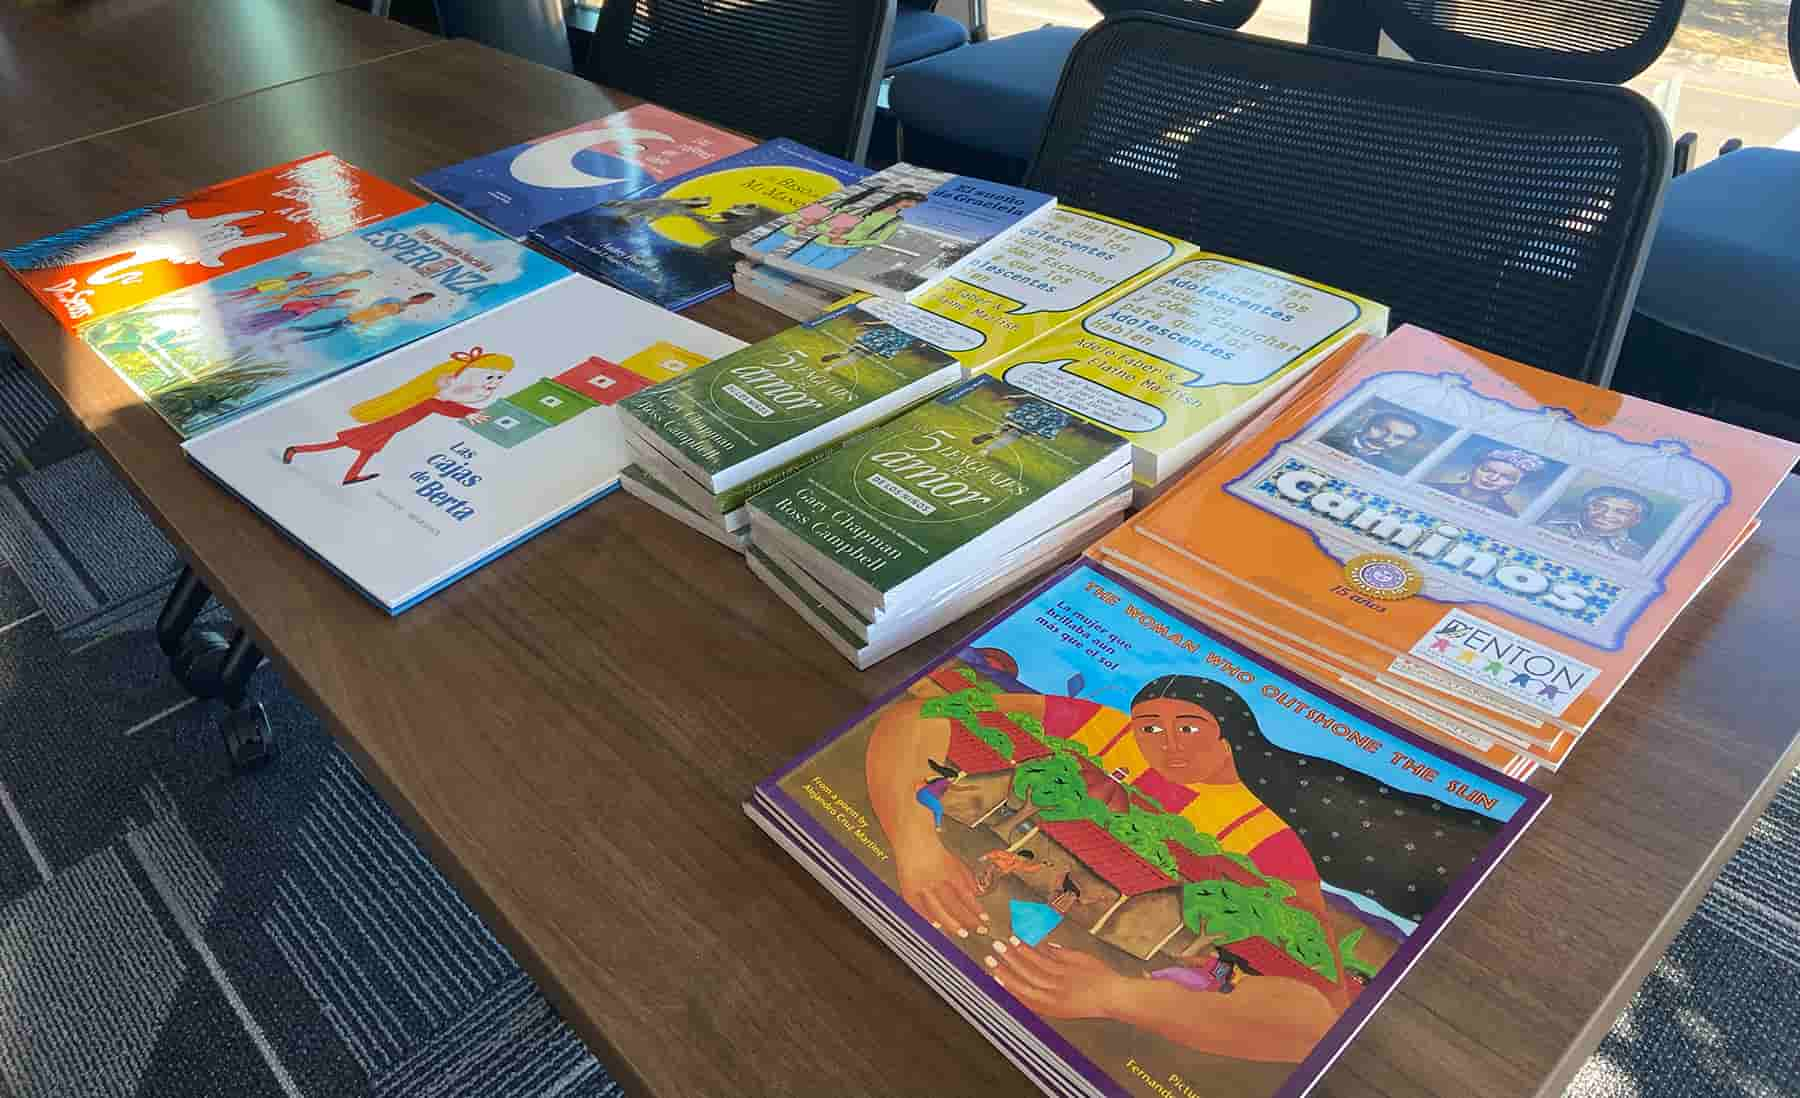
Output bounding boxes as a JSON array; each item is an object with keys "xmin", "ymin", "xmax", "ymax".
[
  {"xmin": 759, "ymin": 561, "xmax": 1543, "ymax": 1098},
  {"xmin": 1222, "ymin": 370, "xmax": 1731, "ymax": 654}
]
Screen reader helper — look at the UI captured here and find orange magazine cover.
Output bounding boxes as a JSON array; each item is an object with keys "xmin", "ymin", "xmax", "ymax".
[
  {"xmin": 1090, "ymin": 325, "xmax": 1799, "ymax": 770},
  {"xmin": 1, "ymin": 153, "xmax": 423, "ymax": 329}
]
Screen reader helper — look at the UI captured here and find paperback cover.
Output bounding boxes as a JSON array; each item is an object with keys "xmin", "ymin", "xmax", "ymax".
[
  {"xmin": 901, "ymin": 207, "xmax": 1198, "ymax": 372},
  {"xmin": 81, "ymin": 205, "xmax": 569, "ymax": 437},
  {"xmin": 747, "ymin": 374, "xmax": 1129, "ymax": 607},
  {"xmin": 980, "ymin": 255, "xmax": 1387, "ymax": 493},
  {"xmin": 0, "ymin": 153, "xmax": 423, "ymax": 330},
  {"xmin": 412, "ymin": 105, "xmax": 754, "ymax": 240},
  {"xmin": 618, "ymin": 296, "xmax": 962, "ymax": 493},
  {"xmin": 182, "ymin": 277, "xmax": 744, "ymax": 613},
  {"xmin": 740, "ymin": 163, "xmax": 1056, "ymax": 302},
  {"xmin": 748, "ymin": 560, "xmax": 1546, "ymax": 1098},
  {"xmin": 1090, "ymin": 325, "xmax": 1800, "ymax": 770},
  {"xmin": 529, "ymin": 139, "xmax": 866, "ymax": 310}
]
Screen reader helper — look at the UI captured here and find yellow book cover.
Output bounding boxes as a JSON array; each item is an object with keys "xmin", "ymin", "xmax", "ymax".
[{"xmin": 978, "ymin": 254, "xmax": 1388, "ymax": 498}]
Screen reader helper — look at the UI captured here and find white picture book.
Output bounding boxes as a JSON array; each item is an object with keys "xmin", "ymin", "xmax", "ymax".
[{"xmin": 183, "ymin": 278, "xmax": 745, "ymax": 612}]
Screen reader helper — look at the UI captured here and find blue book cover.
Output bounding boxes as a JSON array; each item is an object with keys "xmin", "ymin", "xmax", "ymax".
[
  {"xmin": 528, "ymin": 138, "xmax": 868, "ymax": 311},
  {"xmin": 81, "ymin": 205, "xmax": 570, "ymax": 437},
  {"xmin": 741, "ymin": 162, "xmax": 1056, "ymax": 303},
  {"xmin": 412, "ymin": 105, "xmax": 755, "ymax": 240}
]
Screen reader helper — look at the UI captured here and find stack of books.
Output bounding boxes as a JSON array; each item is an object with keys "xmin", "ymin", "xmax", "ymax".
[
  {"xmin": 1089, "ymin": 324, "xmax": 1800, "ymax": 778},
  {"xmin": 746, "ymin": 558, "xmax": 1549, "ymax": 1098},
  {"xmin": 743, "ymin": 203, "xmax": 1389, "ymax": 504},
  {"xmin": 746, "ymin": 375, "xmax": 1133, "ymax": 668},
  {"xmin": 528, "ymin": 138, "xmax": 866, "ymax": 311},
  {"xmin": 730, "ymin": 259, "xmax": 839, "ymax": 320},
  {"xmin": 729, "ymin": 162, "xmax": 1056, "ymax": 310},
  {"xmin": 616, "ymin": 297, "xmax": 966, "ymax": 546}
]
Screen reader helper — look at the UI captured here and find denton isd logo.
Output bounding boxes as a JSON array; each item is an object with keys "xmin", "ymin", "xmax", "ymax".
[{"xmin": 1406, "ymin": 611, "xmax": 1599, "ymax": 718}]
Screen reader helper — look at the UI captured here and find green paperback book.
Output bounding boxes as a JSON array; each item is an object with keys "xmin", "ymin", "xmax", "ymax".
[
  {"xmin": 617, "ymin": 299, "xmax": 963, "ymax": 494},
  {"xmin": 747, "ymin": 374, "xmax": 1129, "ymax": 613}
]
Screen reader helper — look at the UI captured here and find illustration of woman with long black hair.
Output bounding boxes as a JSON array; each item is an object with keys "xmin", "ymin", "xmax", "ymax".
[{"xmin": 864, "ymin": 672, "xmax": 1496, "ymax": 1064}]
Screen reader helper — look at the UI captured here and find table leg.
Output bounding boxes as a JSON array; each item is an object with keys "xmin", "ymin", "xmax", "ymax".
[{"xmin": 156, "ymin": 565, "xmax": 278, "ymax": 770}]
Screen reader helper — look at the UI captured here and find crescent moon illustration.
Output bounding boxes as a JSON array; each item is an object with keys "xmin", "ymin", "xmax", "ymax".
[{"xmin": 508, "ymin": 128, "xmax": 675, "ymax": 190}]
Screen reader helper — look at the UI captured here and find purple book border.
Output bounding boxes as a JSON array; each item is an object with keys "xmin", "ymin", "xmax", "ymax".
[{"xmin": 754, "ymin": 557, "xmax": 1550, "ymax": 1098}]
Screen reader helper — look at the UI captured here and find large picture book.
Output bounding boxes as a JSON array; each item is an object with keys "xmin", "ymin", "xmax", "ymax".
[
  {"xmin": 0, "ymin": 153, "xmax": 423, "ymax": 330},
  {"xmin": 736, "ymin": 162, "xmax": 1056, "ymax": 303},
  {"xmin": 412, "ymin": 105, "xmax": 754, "ymax": 240},
  {"xmin": 80, "ymin": 204, "xmax": 569, "ymax": 437},
  {"xmin": 528, "ymin": 139, "xmax": 866, "ymax": 311},
  {"xmin": 747, "ymin": 559, "xmax": 1547, "ymax": 1098},
  {"xmin": 1089, "ymin": 325, "xmax": 1800, "ymax": 773},
  {"xmin": 618, "ymin": 295, "xmax": 964, "ymax": 507},
  {"xmin": 183, "ymin": 277, "xmax": 744, "ymax": 613}
]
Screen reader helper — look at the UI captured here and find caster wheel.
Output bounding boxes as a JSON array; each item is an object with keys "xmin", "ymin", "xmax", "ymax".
[
  {"xmin": 173, "ymin": 629, "xmax": 231, "ymax": 696},
  {"xmin": 220, "ymin": 702, "xmax": 276, "ymax": 771}
]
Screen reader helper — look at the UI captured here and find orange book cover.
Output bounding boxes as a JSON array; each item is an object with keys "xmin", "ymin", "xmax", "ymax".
[
  {"xmin": 1090, "ymin": 325, "xmax": 1799, "ymax": 770},
  {"xmin": 1, "ymin": 153, "xmax": 423, "ymax": 329}
]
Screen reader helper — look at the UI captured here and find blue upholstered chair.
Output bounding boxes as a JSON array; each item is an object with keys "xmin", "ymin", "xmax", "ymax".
[
  {"xmin": 890, "ymin": 1, "xmax": 1260, "ymax": 181},
  {"xmin": 888, "ymin": 0, "xmax": 970, "ymax": 71},
  {"xmin": 1615, "ymin": 11, "xmax": 1800, "ymax": 434},
  {"xmin": 1633, "ymin": 149, "xmax": 1800, "ymax": 377}
]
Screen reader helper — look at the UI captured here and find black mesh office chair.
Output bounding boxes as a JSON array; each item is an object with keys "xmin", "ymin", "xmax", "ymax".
[
  {"xmin": 1026, "ymin": 14, "xmax": 1671, "ymax": 386},
  {"xmin": 1090, "ymin": 0, "xmax": 1259, "ymax": 20},
  {"xmin": 1362, "ymin": 0, "xmax": 1685, "ymax": 83},
  {"xmin": 582, "ymin": 0, "xmax": 895, "ymax": 163}
]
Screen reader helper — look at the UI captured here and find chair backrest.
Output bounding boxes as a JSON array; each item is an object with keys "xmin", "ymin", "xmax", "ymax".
[
  {"xmin": 1025, "ymin": 14, "xmax": 1671, "ymax": 386},
  {"xmin": 583, "ymin": 0, "xmax": 895, "ymax": 163},
  {"xmin": 1363, "ymin": 0, "xmax": 1684, "ymax": 83},
  {"xmin": 1088, "ymin": 0, "xmax": 1260, "ymax": 28},
  {"xmin": 1790, "ymin": 1, "xmax": 1798, "ymax": 81}
]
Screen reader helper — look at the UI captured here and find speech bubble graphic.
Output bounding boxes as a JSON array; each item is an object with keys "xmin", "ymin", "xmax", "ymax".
[
  {"xmin": 1082, "ymin": 258, "xmax": 1362, "ymax": 388},
  {"xmin": 954, "ymin": 210, "xmax": 1176, "ymax": 317},
  {"xmin": 1002, "ymin": 360, "xmax": 1166, "ymax": 434},
  {"xmin": 857, "ymin": 297, "xmax": 985, "ymax": 352}
]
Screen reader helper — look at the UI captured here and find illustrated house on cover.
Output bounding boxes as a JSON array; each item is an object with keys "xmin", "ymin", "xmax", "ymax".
[{"xmin": 918, "ymin": 658, "xmax": 1354, "ymax": 1000}]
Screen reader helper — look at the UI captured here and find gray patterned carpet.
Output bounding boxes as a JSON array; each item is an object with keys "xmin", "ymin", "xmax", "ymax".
[
  {"xmin": 0, "ymin": 355, "xmax": 622, "ymax": 1098},
  {"xmin": 0, "ymin": 350, "xmax": 1794, "ymax": 1096}
]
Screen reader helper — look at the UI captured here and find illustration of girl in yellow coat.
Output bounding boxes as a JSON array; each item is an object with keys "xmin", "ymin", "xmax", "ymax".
[{"xmin": 281, "ymin": 347, "xmax": 511, "ymax": 485}]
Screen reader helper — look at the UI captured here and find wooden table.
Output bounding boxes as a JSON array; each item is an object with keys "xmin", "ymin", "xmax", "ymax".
[
  {"xmin": 2, "ymin": 32, "xmax": 1798, "ymax": 1098},
  {"xmin": 0, "ymin": 0, "xmax": 431, "ymax": 162}
]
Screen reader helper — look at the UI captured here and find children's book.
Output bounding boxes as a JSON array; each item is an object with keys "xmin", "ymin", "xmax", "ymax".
[
  {"xmin": 747, "ymin": 559, "xmax": 1547, "ymax": 1098},
  {"xmin": 747, "ymin": 374, "xmax": 1131, "ymax": 615},
  {"xmin": 528, "ymin": 139, "xmax": 866, "ymax": 311},
  {"xmin": 0, "ymin": 153, "xmax": 423, "ymax": 330},
  {"xmin": 736, "ymin": 162, "xmax": 1056, "ymax": 303},
  {"xmin": 80, "ymin": 204, "xmax": 569, "ymax": 437},
  {"xmin": 412, "ymin": 105, "xmax": 755, "ymax": 240},
  {"xmin": 618, "ymin": 295, "xmax": 964, "ymax": 498},
  {"xmin": 182, "ymin": 277, "xmax": 744, "ymax": 613},
  {"xmin": 979, "ymin": 256, "xmax": 1386, "ymax": 500},
  {"xmin": 1088, "ymin": 325, "xmax": 1800, "ymax": 772}
]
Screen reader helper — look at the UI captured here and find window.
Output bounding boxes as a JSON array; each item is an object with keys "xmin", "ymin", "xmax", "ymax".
[{"xmin": 975, "ymin": 0, "xmax": 1799, "ymax": 167}]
